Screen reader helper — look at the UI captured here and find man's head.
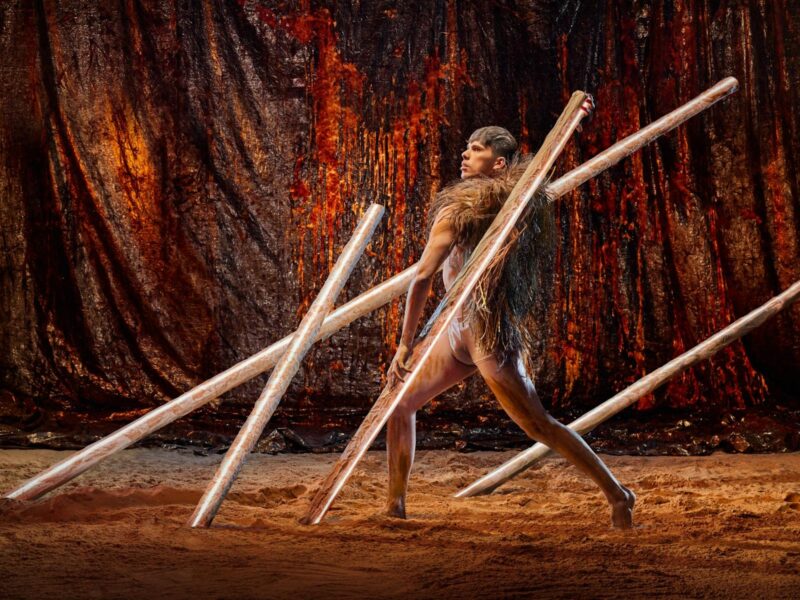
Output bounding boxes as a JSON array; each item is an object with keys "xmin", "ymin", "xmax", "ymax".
[{"xmin": 460, "ymin": 126, "xmax": 518, "ymax": 179}]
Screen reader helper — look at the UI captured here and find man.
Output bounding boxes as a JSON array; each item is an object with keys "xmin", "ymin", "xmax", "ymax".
[{"xmin": 385, "ymin": 125, "xmax": 636, "ymax": 528}]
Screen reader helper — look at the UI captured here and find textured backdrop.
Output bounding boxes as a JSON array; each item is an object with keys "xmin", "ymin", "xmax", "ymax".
[{"xmin": 1, "ymin": 0, "xmax": 798, "ymax": 452}]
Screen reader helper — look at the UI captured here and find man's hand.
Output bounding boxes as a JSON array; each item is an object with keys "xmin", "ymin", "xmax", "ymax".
[
  {"xmin": 580, "ymin": 94, "xmax": 595, "ymax": 116},
  {"xmin": 576, "ymin": 94, "xmax": 595, "ymax": 133},
  {"xmin": 388, "ymin": 341, "xmax": 413, "ymax": 384}
]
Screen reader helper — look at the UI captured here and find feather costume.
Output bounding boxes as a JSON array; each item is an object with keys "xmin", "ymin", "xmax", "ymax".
[{"xmin": 424, "ymin": 154, "xmax": 556, "ymax": 367}]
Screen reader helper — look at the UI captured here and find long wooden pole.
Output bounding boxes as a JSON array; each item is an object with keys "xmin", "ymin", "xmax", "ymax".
[
  {"xmin": 5, "ymin": 77, "xmax": 740, "ymax": 504},
  {"xmin": 545, "ymin": 76, "xmax": 739, "ymax": 198},
  {"xmin": 301, "ymin": 92, "xmax": 592, "ymax": 525},
  {"xmin": 4, "ymin": 264, "xmax": 415, "ymax": 502},
  {"xmin": 456, "ymin": 278, "xmax": 800, "ymax": 498},
  {"xmin": 187, "ymin": 204, "xmax": 384, "ymax": 527},
  {"xmin": 301, "ymin": 77, "xmax": 740, "ymax": 524}
]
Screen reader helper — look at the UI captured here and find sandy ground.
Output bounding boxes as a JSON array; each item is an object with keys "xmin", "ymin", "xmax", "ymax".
[{"xmin": 0, "ymin": 448, "xmax": 799, "ymax": 599}]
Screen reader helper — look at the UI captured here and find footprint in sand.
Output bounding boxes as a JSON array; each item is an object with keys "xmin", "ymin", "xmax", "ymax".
[
  {"xmin": 230, "ymin": 484, "xmax": 308, "ymax": 509},
  {"xmin": 1, "ymin": 487, "xmax": 202, "ymax": 523},
  {"xmin": 648, "ymin": 495, "xmax": 670, "ymax": 506}
]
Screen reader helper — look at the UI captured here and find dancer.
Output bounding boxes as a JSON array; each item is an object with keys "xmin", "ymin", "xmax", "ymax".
[{"xmin": 386, "ymin": 124, "xmax": 636, "ymax": 528}]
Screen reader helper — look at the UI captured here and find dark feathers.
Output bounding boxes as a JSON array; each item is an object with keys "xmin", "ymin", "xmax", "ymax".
[{"xmin": 427, "ymin": 154, "xmax": 556, "ymax": 367}]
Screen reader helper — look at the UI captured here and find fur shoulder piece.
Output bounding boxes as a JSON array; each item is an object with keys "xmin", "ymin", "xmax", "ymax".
[
  {"xmin": 427, "ymin": 155, "xmax": 537, "ymax": 249},
  {"xmin": 424, "ymin": 154, "xmax": 556, "ymax": 367}
]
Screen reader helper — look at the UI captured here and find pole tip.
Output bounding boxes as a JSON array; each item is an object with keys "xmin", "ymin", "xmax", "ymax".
[{"xmin": 720, "ymin": 76, "xmax": 739, "ymax": 94}]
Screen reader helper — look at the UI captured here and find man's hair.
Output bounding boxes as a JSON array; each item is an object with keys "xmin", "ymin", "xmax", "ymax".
[{"xmin": 468, "ymin": 126, "xmax": 518, "ymax": 162}]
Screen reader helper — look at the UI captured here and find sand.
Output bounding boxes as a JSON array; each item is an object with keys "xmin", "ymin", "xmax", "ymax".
[{"xmin": 0, "ymin": 448, "xmax": 799, "ymax": 599}]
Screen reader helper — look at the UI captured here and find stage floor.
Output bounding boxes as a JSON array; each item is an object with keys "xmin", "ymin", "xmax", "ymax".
[{"xmin": 1, "ymin": 448, "xmax": 799, "ymax": 598}]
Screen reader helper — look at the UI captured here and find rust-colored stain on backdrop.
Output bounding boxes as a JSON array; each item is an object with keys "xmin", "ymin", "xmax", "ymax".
[
  {"xmin": 249, "ymin": 2, "xmax": 469, "ymax": 335},
  {"xmin": 0, "ymin": 0, "xmax": 798, "ymax": 451}
]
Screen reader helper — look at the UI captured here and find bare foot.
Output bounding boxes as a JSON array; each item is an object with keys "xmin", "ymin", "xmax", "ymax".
[
  {"xmin": 611, "ymin": 485, "xmax": 636, "ymax": 529},
  {"xmin": 386, "ymin": 498, "xmax": 406, "ymax": 519}
]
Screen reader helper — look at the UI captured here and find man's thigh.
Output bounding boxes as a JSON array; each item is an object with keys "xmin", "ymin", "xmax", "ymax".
[
  {"xmin": 398, "ymin": 331, "xmax": 476, "ymax": 412},
  {"xmin": 472, "ymin": 351, "xmax": 552, "ymax": 423}
]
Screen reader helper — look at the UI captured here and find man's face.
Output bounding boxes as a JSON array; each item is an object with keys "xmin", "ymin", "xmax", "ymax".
[{"xmin": 460, "ymin": 139, "xmax": 505, "ymax": 179}]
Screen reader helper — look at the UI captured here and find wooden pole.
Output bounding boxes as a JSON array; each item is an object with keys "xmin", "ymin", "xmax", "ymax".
[
  {"xmin": 545, "ymin": 77, "xmax": 739, "ymax": 200},
  {"xmin": 4, "ymin": 263, "xmax": 415, "ymax": 502},
  {"xmin": 187, "ymin": 204, "xmax": 384, "ymax": 528},
  {"xmin": 4, "ymin": 78, "xmax": 740, "ymax": 504},
  {"xmin": 301, "ymin": 92, "xmax": 592, "ymax": 525},
  {"xmin": 456, "ymin": 278, "xmax": 800, "ymax": 498}
]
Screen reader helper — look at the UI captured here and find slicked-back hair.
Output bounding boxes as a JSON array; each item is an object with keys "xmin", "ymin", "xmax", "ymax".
[{"xmin": 468, "ymin": 126, "xmax": 518, "ymax": 162}]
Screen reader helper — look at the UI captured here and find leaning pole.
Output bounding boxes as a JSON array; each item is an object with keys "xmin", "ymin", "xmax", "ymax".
[
  {"xmin": 5, "ymin": 77, "xmax": 740, "ymax": 503},
  {"xmin": 456, "ymin": 278, "xmax": 800, "ymax": 498},
  {"xmin": 188, "ymin": 203, "xmax": 385, "ymax": 527},
  {"xmin": 4, "ymin": 264, "xmax": 415, "ymax": 501},
  {"xmin": 301, "ymin": 91, "xmax": 593, "ymax": 525},
  {"xmin": 301, "ymin": 76, "xmax": 741, "ymax": 524}
]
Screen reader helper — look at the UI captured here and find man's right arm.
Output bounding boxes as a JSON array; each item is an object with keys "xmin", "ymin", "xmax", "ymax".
[{"xmin": 389, "ymin": 212, "xmax": 455, "ymax": 381}]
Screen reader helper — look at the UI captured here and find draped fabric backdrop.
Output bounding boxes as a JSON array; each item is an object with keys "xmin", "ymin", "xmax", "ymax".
[{"xmin": 1, "ymin": 0, "xmax": 798, "ymax": 452}]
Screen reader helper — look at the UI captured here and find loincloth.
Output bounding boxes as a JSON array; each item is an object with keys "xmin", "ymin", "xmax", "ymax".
[{"xmin": 447, "ymin": 307, "xmax": 494, "ymax": 367}]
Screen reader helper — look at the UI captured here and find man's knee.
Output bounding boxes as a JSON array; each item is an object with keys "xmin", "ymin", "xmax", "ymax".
[
  {"xmin": 524, "ymin": 411, "xmax": 560, "ymax": 439},
  {"xmin": 389, "ymin": 400, "xmax": 416, "ymax": 423}
]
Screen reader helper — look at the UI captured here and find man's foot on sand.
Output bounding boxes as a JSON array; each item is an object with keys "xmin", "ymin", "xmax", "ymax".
[
  {"xmin": 386, "ymin": 498, "xmax": 406, "ymax": 519},
  {"xmin": 611, "ymin": 485, "xmax": 636, "ymax": 529}
]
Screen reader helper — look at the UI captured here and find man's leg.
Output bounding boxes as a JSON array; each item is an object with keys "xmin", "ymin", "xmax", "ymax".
[
  {"xmin": 386, "ymin": 332, "xmax": 476, "ymax": 518},
  {"xmin": 469, "ymin": 346, "xmax": 635, "ymax": 528}
]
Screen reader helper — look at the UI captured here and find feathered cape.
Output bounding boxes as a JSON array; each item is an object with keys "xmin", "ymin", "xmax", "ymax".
[{"xmin": 424, "ymin": 154, "xmax": 556, "ymax": 367}]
